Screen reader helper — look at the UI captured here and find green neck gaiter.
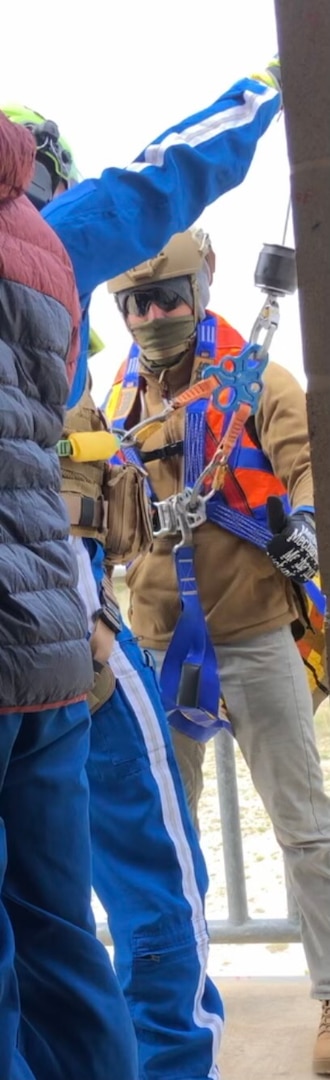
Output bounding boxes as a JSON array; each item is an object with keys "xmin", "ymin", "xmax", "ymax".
[{"xmin": 132, "ymin": 315, "xmax": 196, "ymax": 369}]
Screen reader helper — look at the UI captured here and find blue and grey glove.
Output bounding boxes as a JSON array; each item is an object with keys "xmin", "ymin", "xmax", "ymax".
[
  {"xmin": 267, "ymin": 496, "xmax": 318, "ymax": 582},
  {"xmin": 265, "ymin": 55, "xmax": 281, "ymax": 94}
]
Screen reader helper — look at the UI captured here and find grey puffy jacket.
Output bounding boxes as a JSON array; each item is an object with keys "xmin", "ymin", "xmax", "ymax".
[{"xmin": 0, "ymin": 112, "xmax": 93, "ymax": 710}]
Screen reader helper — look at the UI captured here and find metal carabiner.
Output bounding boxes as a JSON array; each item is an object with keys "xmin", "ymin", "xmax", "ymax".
[
  {"xmin": 119, "ymin": 407, "xmax": 173, "ymax": 448},
  {"xmin": 249, "ymin": 293, "xmax": 280, "ymax": 360},
  {"xmin": 188, "ymin": 457, "xmax": 225, "ymax": 507}
]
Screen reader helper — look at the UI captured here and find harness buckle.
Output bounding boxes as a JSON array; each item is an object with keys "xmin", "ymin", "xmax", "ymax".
[
  {"xmin": 153, "ymin": 489, "xmax": 207, "ymax": 542},
  {"xmin": 178, "ymin": 490, "xmax": 208, "ymax": 532},
  {"xmin": 153, "ymin": 494, "xmax": 181, "ymax": 537}
]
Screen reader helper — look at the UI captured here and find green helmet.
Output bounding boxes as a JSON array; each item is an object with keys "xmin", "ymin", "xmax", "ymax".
[{"xmin": 2, "ymin": 103, "xmax": 79, "ymax": 208}]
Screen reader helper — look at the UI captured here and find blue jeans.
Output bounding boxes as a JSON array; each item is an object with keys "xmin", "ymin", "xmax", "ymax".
[{"xmin": 0, "ymin": 703, "xmax": 137, "ymax": 1080}]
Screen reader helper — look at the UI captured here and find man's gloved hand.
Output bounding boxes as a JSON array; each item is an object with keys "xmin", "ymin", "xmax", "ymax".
[
  {"xmin": 267, "ymin": 496, "xmax": 318, "ymax": 582},
  {"xmin": 265, "ymin": 55, "xmax": 281, "ymax": 94},
  {"xmin": 98, "ymin": 574, "xmax": 122, "ymax": 637},
  {"xmin": 252, "ymin": 54, "xmax": 282, "ymax": 96}
]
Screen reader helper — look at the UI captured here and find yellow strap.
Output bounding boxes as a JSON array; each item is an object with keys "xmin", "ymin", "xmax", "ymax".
[
  {"xmin": 133, "ymin": 418, "xmax": 168, "ymax": 443},
  {"xmin": 104, "ymin": 382, "xmax": 122, "ymax": 423}
]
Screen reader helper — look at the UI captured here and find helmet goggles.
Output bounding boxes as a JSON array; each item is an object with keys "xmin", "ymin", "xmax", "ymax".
[{"xmin": 117, "ymin": 275, "xmax": 194, "ymax": 319}]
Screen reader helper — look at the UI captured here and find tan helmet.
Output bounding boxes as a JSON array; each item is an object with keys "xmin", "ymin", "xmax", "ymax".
[{"xmin": 107, "ymin": 227, "xmax": 215, "ymax": 321}]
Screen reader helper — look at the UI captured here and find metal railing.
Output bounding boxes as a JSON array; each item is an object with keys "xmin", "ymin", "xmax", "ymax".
[
  {"xmin": 96, "ymin": 721, "xmax": 301, "ymax": 948},
  {"xmin": 209, "ymin": 728, "xmax": 300, "ymax": 943}
]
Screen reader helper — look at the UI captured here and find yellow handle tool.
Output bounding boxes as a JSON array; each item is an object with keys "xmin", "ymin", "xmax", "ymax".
[{"xmin": 58, "ymin": 430, "xmax": 120, "ymax": 462}]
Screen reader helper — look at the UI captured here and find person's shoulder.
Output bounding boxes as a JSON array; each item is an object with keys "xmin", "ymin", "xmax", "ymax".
[
  {"xmin": 263, "ymin": 359, "xmax": 304, "ymax": 394},
  {"xmin": 0, "ymin": 189, "xmax": 79, "ymax": 338}
]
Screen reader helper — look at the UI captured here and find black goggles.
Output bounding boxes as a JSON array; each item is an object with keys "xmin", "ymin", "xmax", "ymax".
[{"xmin": 118, "ymin": 286, "xmax": 187, "ymax": 319}]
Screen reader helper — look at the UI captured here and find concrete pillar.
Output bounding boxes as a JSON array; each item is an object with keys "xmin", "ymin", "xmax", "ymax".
[{"xmin": 274, "ymin": 0, "xmax": 330, "ymax": 671}]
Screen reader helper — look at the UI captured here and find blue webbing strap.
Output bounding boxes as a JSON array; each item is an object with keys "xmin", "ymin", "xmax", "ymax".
[
  {"xmin": 160, "ymin": 318, "xmax": 233, "ymax": 736},
  {"xmin": 159, "ymin": 541, "xmax": 229, "ymax": 740},
  {"xmin": 207, "ymin": 495, "xmax": 271, "ymax": 548},
  {"xmin": 107, "ymin": 343, "xmax": 156, "ymax": 500}
]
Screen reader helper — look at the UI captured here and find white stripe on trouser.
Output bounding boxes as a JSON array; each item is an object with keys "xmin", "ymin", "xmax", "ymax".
[
  {"xmin": 128, "ymin": 86, "xmax": 277, "ymax": 172},
  {"xmin": 69, "ymin": 536, "xmax": 100, "ymax": 634},
  {"xmin": 110, "ymin": 639, "xmax": 223, "ymax": 1079}
]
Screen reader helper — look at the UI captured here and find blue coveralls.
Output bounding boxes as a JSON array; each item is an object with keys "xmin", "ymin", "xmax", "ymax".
[
  {"xmin": 0, "ymin": 72, "xmax": 280, "ymax": 1080},
  {"xmin": 84, "ymin": 540, "xmax": 223, "ymax": 1080}
]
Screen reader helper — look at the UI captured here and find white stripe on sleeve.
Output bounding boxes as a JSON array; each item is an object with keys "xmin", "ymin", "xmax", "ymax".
[{"xmin": 128, "ymin": 86, "xmax": 277, "ymax": 173}]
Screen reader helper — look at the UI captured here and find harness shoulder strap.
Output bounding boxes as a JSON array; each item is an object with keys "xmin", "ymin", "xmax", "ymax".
[{"xmin": 185, "ymin": 313, "xmax": 247, "ymax": 485}]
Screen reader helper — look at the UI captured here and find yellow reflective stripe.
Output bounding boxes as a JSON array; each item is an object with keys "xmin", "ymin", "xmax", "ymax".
[{"xmin": 104, "ymin": 383, "xmax": 122, "ymax": 423}]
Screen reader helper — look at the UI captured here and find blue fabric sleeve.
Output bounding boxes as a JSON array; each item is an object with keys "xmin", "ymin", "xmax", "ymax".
[
  {"xmin": 43, "ymin": 77, "xmax": 279, "ymax": 301},
  {"xmin": 291, "ymin": 505, "xmax": 315, "ymax": 517}
]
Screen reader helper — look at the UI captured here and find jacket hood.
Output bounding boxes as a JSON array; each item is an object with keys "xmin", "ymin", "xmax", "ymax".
[{"xmin": 0, "ymin": 111, "xmax": 36, "ymax": 202}]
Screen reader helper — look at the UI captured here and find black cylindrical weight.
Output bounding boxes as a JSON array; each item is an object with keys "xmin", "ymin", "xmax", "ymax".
[{"xmin": 254, "ymin": 244, "xmax": 297, "ymax": 296}]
